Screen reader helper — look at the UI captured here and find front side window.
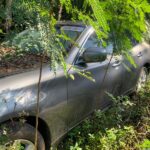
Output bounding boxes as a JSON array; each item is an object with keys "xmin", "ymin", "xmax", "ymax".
[
  {"xmin": 83, "ymin": 32, "xmax": 113, "ymax": 55},
  {"xmin": 75, "ymin": 32, "xmax": 113, "ymax": 64}
]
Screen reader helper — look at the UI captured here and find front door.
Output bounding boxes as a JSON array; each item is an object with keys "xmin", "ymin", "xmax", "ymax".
[{"xmin": 67, "ymin": 32, "xmax": 124, "ymax": 128}]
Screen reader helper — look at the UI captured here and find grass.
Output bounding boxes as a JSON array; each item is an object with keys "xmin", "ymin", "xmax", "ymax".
[{"xmin": 58, "ymin": 80, "xmax": 150, "ymax": 150}]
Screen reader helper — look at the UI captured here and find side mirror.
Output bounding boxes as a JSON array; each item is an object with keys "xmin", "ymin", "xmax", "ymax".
[{"xmin": 82, "ymin": 47, "xmax": 107, "ymax": 63}]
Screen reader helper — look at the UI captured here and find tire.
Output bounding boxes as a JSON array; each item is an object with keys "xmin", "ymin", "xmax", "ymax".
[
  {"xmin": 136, "ymin": 67, "xmax": 148, "ymax": 92},
  {"xmin": 1, "ymin": 122, "xmax": 45, "ymax": 150}
]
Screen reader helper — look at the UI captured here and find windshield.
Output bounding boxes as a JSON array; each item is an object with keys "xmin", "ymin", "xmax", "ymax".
[
  {"xmin": 57, "ymin": 26, "xmax": 84, "ymax": 52},
  {"xmin": 12, "ymin": 26, "xmax": 85, "ymax": 54}
]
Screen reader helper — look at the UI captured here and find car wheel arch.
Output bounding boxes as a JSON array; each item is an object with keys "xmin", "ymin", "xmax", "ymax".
[
  {"xmin": 0, "ymin": 116, "xmax": 51, "ymax": 150},
  {"xmin": 144, "ymin": 63, "xmax": 150, "ymax": 73},
  {"xmin": 25, "ymin": 116, "xmax": 51, "ymax": 150}
]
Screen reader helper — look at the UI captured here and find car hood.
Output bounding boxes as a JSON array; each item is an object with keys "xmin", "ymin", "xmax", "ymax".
[{"xmin": 0, "ymin": 65, "xmax": 56, "ymax": 119}]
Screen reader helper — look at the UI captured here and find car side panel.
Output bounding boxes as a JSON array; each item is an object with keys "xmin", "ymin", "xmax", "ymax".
[
  {"xmin": 121, "ymin": 42, "xmax": 150, "ymax": 93},
  {"xmin": 0, "ymin": 66, "xmax": 69, "ymax": 145}
]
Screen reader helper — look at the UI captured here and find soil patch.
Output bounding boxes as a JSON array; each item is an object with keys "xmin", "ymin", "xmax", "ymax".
[{"xmin": 0, "ymin": 46, "xmax": 49, "ymax": 77}]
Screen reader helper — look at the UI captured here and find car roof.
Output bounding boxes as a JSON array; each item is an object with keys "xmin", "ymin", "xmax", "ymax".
[{"xmin": 56, "ymin": 21, "xmax": 88, "ymax": 28}]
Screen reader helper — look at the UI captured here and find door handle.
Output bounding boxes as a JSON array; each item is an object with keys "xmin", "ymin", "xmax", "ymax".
[
  {"xmin": 137, "ymin": 51, "xmax": 143, "ymax": 57},
  {"xmin": 112, "ymin": 60, "xmax": 121, "ymax": 67}
]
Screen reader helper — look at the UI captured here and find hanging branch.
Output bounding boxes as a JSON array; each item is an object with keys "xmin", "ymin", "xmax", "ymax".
[
  {"xmin": 34, "ymin": 54, "xmax": 43, "ymax": 150},
  {"xmin": 34, "ymin": 13, "xmax": 47, "ymax": 150}
]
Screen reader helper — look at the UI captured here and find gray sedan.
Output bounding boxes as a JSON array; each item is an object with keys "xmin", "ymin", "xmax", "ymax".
[{"xmin": 0, "ymin": 22, "xmax": 150, "ymax": 150}]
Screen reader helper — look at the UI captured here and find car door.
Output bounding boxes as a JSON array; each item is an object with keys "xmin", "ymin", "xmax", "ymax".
[
  {"xmin": 67, "ymin": 32, "xmax": 125, "ymax": 128},
  {"xmin": 119, "ymin": 42, "xmax": 142, "ymax": 94}
]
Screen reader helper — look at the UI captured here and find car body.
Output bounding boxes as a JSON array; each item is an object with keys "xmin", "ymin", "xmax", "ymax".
[{"xmin": 0, "ymin": 21, "xmax": 150, "ymax": 149}]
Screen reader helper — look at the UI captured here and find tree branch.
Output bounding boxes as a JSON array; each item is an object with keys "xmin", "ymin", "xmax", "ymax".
[{"xmin": 34, "ymin": 54, "xmax": 43, "ymax": 150}]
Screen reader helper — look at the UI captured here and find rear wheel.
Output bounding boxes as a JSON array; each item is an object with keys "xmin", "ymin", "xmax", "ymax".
[
  {"xmin": 0, "ymin": 122, "xmax": 45, "ymax": 150},
  {"xmin": 136, "ymin": 67, "xmax": 148, "ymax": 92}
]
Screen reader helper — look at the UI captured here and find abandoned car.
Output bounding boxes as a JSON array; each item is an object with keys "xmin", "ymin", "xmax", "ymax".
[{"xmin": 0, "ymin": 22, "xmax": 150, "ymax": 150}]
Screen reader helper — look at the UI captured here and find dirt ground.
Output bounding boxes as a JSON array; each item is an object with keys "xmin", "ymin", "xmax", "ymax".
[{"xmin": 0, "ymin": 46, "xmax": 49, "ymax": 77}]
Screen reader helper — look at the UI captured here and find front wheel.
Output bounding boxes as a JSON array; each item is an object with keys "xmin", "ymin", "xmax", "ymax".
[{"xmin": 0, "ymin": 122, "xmax": 45, "ymax": 150}]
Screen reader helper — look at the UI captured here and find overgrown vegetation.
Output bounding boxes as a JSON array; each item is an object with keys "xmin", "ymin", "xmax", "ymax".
[
  {"xmin": 0, "ymin": 0, "xmax": 150, "ymax": 150},
  {"xmin": 58, "ymin": 80, "xmax": 150, "ymax": 150},
  {"xmin": 1, "ymin": 0, "xmax": 150, "ymax": 49},
  {"xmin": 0, "ymin": 0, "xmax": 150, "ymax": 76}
]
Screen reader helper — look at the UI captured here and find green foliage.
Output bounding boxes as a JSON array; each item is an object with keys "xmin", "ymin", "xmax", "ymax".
[
  {"xmin": 1, "ymin": 0, "xmax": 150, "ymax": 50},
  {"xmin": 0, "ymin": 140, "xmax": 24, "ymax": 150},
  {"xmin": 60, "ymin": 0, "xmax": 150, "ymax": 51},
  {"xmin": 92, "ymin": 0, "xmax": 150, "ymax": 52},
  {"xmin": 0, "ymin": 0, "xmax": 150, "ymax": 69},
  {"xmin": 58, "ymin": 80, "xmax": 150, "ymax": 150},
  {"xmin": 139, "ymin": 139, "xmax": 150, "ymax": 149}
]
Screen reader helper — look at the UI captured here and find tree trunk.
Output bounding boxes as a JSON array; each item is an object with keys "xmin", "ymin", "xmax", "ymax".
[
  {"xmin": 49, "ymin": 0, "xmax": 55, "ymax": 18},
  {"xmin": 58, "ymin": 4, "xmax": 63, "ymax": 21},
  {"xmin": 5, "ymin": 0, "xmax": 13, "ymax": 33}
]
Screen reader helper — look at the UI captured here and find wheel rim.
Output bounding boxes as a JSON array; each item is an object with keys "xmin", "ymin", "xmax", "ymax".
[
  {"xmin": 137, "ymin": 68, "xmax": 147, "ymax": 91},
  {"xmin": 5, "ymin": 139, "xmax": 35, "ymax": 150}
]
